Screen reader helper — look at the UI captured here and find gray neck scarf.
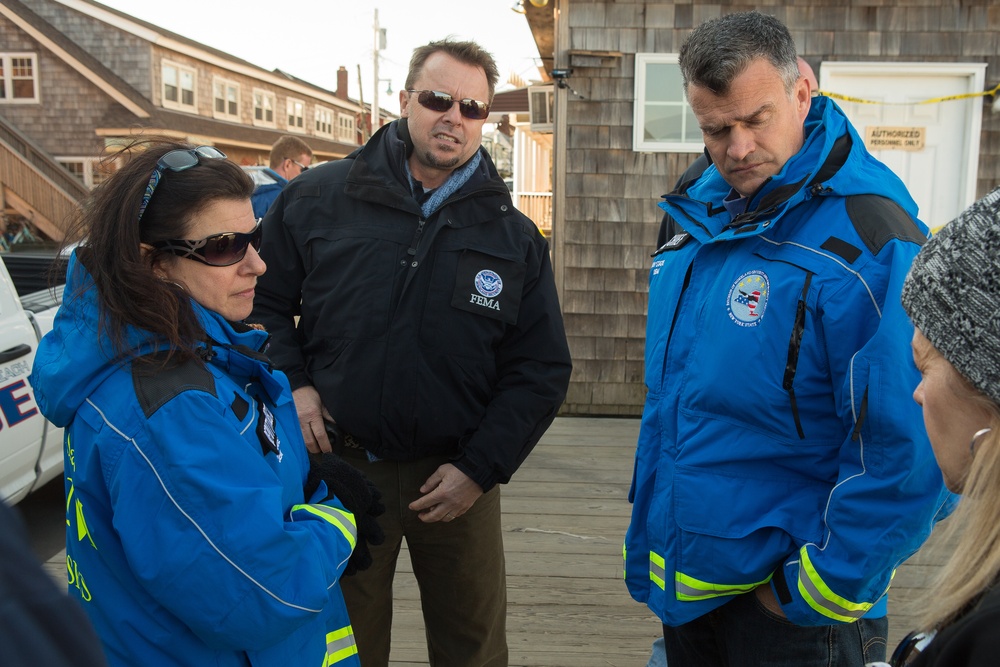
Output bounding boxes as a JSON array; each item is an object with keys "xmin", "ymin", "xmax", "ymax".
[{"xmin": 406, "ymin": 151, "xmax": 483, "ymax": 218}]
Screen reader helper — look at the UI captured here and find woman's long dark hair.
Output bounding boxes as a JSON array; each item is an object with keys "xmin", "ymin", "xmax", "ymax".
[{"xmin": 61, "ymin": 137, "xmax": 254, "ymax": 364}]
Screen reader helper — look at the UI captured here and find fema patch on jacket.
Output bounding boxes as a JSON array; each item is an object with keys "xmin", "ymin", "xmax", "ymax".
[
  {"xmin": 727, "ymin": 270, "xmax": 769, "ymax": 327},
  {"xmin": 451, "ymin": 249, "xmax": 526, "ymax": 324}
]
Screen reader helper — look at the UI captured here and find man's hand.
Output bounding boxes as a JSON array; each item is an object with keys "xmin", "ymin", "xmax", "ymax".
[
  {"xmin": 754, "ymin": 583, "xmax": 787, "ymax": 619},
  {"xmin": 304, "ymin": 452, "xmax": 386, "ymax": 576},
  {"xmin": 408, "ymin": 464, "xmax": 483, "ymax": 523},
  {"xmin": 292, "ymin": 385, "xmax": 333, "ymax": 453}
]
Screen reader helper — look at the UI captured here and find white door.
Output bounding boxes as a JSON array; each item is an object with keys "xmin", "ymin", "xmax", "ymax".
[{"xmin": 819, "ymin": 62, "xmax": 986, "ymax": 230}]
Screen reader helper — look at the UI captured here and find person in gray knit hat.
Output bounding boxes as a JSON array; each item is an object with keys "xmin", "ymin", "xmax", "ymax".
[{"xmin": 884, "ymin": 186, "xmax": 1000, "ymax": 667}]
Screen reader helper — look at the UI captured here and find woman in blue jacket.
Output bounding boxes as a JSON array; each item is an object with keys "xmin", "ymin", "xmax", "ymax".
[{"xmin": 30, "ymin": 139, "xmax": 363, "ymax": 667}]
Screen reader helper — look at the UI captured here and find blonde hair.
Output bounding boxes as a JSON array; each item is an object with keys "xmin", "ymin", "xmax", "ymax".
[{"xmin": 918, "ymin": 388, "xmax": 1000, "ymax": 631}]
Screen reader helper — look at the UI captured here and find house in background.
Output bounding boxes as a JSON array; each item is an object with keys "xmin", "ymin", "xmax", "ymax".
[
  {"xmin": 489, "ymin": 84, "xmax": 554, "ymax": 235},
  {"xmin": 519, "ymin": 0, "xmax": 1000, "ymax": 416},
  {"xmin": 0, "ymin": 0, "xmax": 396, "ymax": 240}
]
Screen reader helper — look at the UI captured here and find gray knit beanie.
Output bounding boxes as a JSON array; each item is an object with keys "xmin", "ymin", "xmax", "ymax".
[{"xmin": 901, "ymin": 186, "xmax": 1000, "ymax": 404}]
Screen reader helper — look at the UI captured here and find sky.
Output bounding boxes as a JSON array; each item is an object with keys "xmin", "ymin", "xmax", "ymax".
[{"xmin": 94, "ymin": 0, "xmax": 545, "ymax": 115}]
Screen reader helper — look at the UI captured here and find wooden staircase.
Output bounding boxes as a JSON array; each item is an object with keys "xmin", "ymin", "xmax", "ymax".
[{"xmin": 0, "ymin": 112, "xmax": 89, "ymax": 243}]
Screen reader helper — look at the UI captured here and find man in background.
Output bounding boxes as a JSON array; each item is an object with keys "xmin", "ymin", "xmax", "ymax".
[{"xmin": 250, "ymin": 134, "xmax": 313, "ymax": 218}]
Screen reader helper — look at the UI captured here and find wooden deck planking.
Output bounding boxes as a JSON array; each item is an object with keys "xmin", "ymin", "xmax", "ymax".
[{"xmin": 388, "ymin": 416, "xmax": 658, "ymax": 666}]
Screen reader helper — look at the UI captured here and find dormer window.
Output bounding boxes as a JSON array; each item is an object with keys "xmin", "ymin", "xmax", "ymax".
[
  {"xmin": 0, "ymin": 53, "xmax": 39, "ymax": 103},
  {"xmin": 162, "ymin": 60, "xmax": 196, "ymax": 111}
]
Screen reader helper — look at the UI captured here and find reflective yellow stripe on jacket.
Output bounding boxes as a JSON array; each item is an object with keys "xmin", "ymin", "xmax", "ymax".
[
  {"xmin": 291, "ymin": 504, "xmax": 358, "ymax": 550},
  {"xmin": 650, "ymin": 551, "xmax": 666, "ymax": 591},
  {"xmin": 797, "ymin": 546, "xmax": 872, "ymax": 622},
  {"xmin": 675, "ymin": 571, "xmax": 768, "ymax": 601},
  {"xmin": 321, "ymin": 625, "xmax": 358, "ymax": 665}
]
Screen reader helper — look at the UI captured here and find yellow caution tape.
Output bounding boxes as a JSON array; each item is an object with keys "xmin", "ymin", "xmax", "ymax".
[{"xmin": 816, "ymin": 81, "xmax": 1000, "ymax": 106}]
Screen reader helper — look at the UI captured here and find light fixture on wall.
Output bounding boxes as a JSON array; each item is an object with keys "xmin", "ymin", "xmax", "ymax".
[
  {"xmin": 551, "ymin": 68, "xmax": 586, "ymax": 99},
  {"xmin": 512, "ymin": 0, "xmax": 548, "ymax": 13}
]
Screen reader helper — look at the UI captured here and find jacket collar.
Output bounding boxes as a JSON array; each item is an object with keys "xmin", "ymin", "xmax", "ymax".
[{"xmin": 659, "ymin": 96, "xmax": 904, "ymax": 244}]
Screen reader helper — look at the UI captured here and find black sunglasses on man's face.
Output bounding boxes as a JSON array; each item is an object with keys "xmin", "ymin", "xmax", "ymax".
[{"xmin": 407, "ymin": 89, "xmax": 491, "ymax": 120}]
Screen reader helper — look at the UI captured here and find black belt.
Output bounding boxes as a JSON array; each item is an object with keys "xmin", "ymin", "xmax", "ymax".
[{"xmin": 325, "ymin": 421, "xmax": 366, "ymax": 454}]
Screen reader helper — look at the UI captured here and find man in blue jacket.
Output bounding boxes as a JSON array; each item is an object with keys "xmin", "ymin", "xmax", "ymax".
[
  {"xmin": 625, "ymin": 11, "xmax": 952, "ymax": 666},
  {"xmin": 250, "ymin": 135, "xmax": 313, "ymax": 218}
]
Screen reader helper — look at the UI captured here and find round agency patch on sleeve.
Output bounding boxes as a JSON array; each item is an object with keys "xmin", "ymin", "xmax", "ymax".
[{"xmin": 727, "ymin": 270, "xmax": 769, "ymax": 327}]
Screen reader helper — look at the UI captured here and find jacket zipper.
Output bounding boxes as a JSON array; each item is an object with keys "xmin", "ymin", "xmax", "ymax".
[{"xmin": 783, "ymin": 272, "xmax": 814, "ymax": 439}]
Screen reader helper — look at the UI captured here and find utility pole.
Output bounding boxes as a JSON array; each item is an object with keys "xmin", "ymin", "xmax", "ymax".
[
  {"xmin": 357, "ymin": 64, "xmax": 368, "ymax": 143},
  {"xmin": 372, "ymin": 9, "xmax": 383, "ymax": 135}
]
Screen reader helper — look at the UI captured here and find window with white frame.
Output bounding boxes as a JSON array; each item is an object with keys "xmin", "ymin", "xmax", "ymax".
[
  {"xmin": 213, "ymin": 77, "xmax": 240, "ymax": 121},
  {"xmin": 162, "ymin": 60, "xmax": 196, "ymax": 111},
  {"xmin": 633, "ymin": 53, "xmax": 702, "ymax": 152},
  {"xmin": 253, "ymin": 89, "xmax": 275, "ymax": 127},
  {"xmin": 337, "ymin": 113, "xmax": 355, "ymax": 144},
  {"xmin": 0, "ymin": 53, "xmax": 39, "ymax": 103},
  {"xmin": 315, "ymin": 106, "xmax": 333, "ymax": 137},
  {"xmin": 286, "ymin": 98, "xmax": 305, "ymax": 131},
  {"xmin": 58, "ymin": 157, "xmax": 114, "ymax": 189}
]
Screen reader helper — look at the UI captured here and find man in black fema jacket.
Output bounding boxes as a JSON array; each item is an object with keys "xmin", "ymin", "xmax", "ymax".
[{"xmin": 252, "ymin": 38, "xmax": 572, "ymax": 666}]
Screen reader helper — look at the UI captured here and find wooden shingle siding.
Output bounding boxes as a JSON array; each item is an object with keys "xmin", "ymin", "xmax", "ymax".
[
  {"xmin": 556, "ymin": 0, "xmax": 1000, "ymax": 416},
  {"xmin": 0, "ymin": 15, "xmax": 111, "ymax": 159},
  {"xmin": 23, "ymin": 0, "xmax": 154, "ymax": 98}
]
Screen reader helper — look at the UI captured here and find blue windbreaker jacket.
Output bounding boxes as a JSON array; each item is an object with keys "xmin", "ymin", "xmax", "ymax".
[
  {"xmin": 624, "ymin": 96, "xmax": 953, "ymax": 627},
  {"xmin": 30, "ymin": 253, "xmax": 361, "ymax": 667}
]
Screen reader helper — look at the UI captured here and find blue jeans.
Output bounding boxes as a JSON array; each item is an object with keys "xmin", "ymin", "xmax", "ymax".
[
  {"xmin": 647, "ymin": 636, "xmax": 668, "ymax": 667},
  {"xmin": 662, "ymin": 591, "xmax": 888, "ymax": 667}
]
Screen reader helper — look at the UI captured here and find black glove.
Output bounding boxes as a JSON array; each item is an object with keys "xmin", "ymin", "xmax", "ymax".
[{"xmin": 304, "ymin": 447, "xmax": 386, "ymax": 576}]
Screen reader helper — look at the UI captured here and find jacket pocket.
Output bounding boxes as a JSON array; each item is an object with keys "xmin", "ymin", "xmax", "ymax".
[
  {"xmin": 671, "ymin": 464, "xmax": 827, "ymax": 598},
  {"xmin": 420, "ymin": 248, "xmax": 525, "ymax": 359},
  {"xmin": 300, "ymin": 227, "xmax": 400, "ymax": 340}
]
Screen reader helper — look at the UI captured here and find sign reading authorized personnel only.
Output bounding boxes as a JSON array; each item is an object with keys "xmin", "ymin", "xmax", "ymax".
[{"xmin": 864, "ymin": 126, "xmax": 926, "ymax": 151}]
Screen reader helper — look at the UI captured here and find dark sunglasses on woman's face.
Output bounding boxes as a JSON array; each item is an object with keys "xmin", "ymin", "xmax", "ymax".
[
  {"xmin": 137, "ymin": 146, "xmax": 228, "ymax": 223},
  {"xmin": 407, "ymin": 89, "xmax": 491, "ymax": 120},
  {"xmin": 152, "ymin": 219, "xmax": 263, "ymax": 267}
]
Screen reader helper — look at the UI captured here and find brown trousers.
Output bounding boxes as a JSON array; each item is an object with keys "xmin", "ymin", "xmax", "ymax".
[{"xmin": 338, "ymin": 449, "xmax": 508, "ymax": 666}]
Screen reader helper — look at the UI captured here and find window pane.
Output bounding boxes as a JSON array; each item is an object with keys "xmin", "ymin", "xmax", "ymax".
[
  {"xmin": 181, "ymin": 71, "xmax": 194, "ymax": 106},
  {"xmin": 685, "ymin": 106, "xmax": 702, "ymax": 143},
  {"xmin": 644, "ymin": 104, "xmax": 684, "ymax": 142},
  {"xmin": 12, "ymin": 79, "xmax": 34, "ymax": 98},
  {"xmin": 12, "ymin": 58, "xmax": 33, "ymax": 77},
  {"xmin": 163, "ymin": 66, "xmax": 177, "ymax": 102},
  {"xmin": 645, "ymin": 62, "xmax": 684, "ymax": 103},
  {"xmin": 60, "ymin": 161, "xmax": 85, "ymax": 181}
]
